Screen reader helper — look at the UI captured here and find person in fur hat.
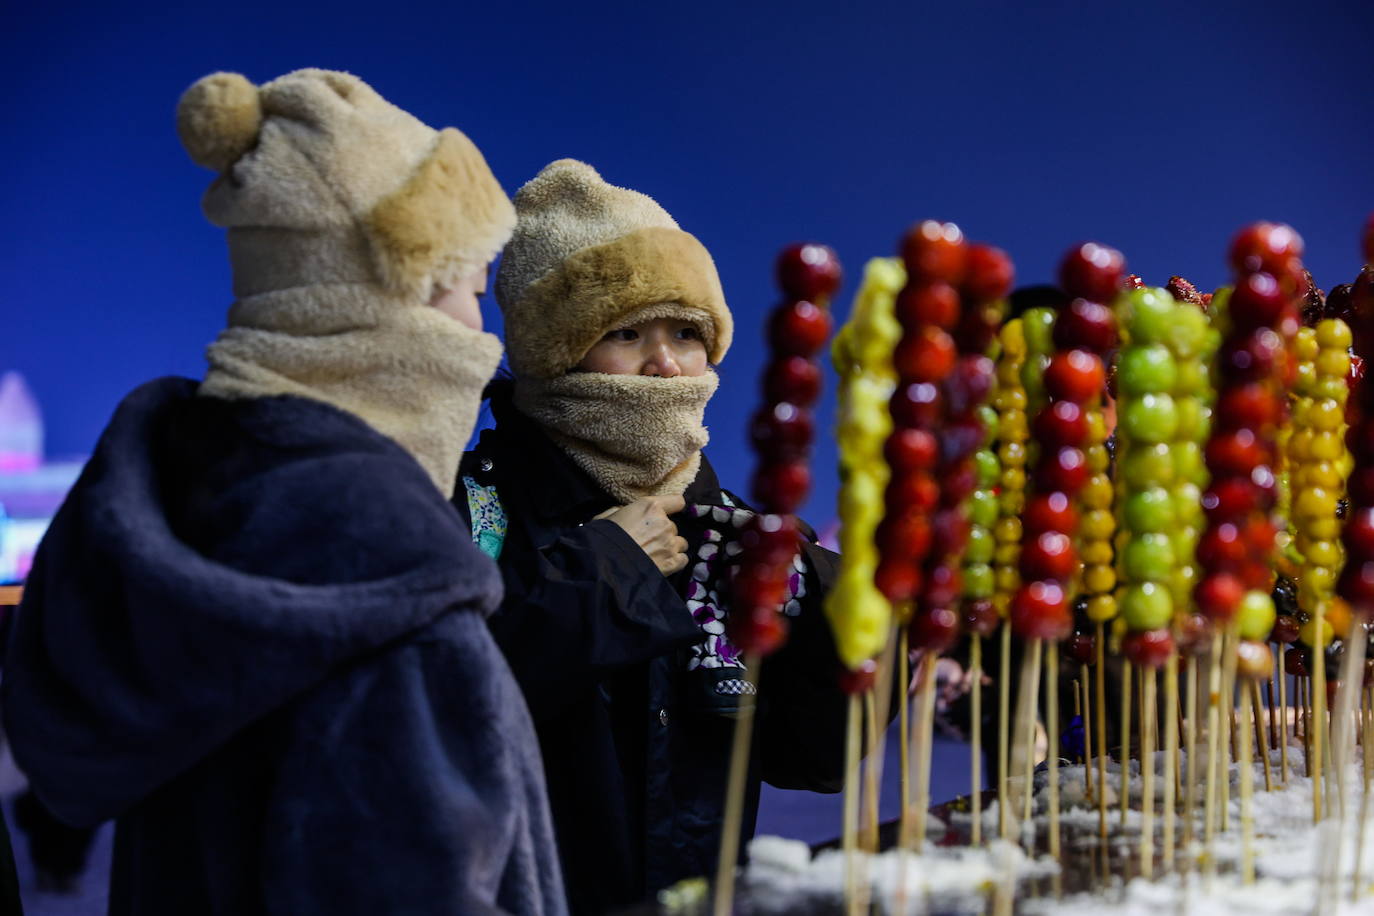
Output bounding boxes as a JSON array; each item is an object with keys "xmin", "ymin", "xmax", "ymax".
[
  {"xmin": 456, "ymin": 159, "xmax": 861, "ymax": 915},
  {"xmin": 3, "ymin": 69, "xmax": 565, "ymax": 916}
]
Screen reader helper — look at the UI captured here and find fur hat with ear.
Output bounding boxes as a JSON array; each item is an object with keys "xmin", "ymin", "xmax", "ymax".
[
  {"xmin": 495, "ymin": 159, "xmax": 733, "ymax": 379},
  {"xmin": 177, "ymin": 69, "xmax": 514, "ymax": 301}
]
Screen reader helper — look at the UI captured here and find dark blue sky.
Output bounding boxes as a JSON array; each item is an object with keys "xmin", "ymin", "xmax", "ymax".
[{"xmin": 4, "ymin": 0, "xmax": 1371, "ymax": 524}]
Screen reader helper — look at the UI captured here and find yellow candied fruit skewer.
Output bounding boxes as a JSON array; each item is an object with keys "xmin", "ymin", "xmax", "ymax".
[
  {"xmin": 992, "ymin": 318, "xmax": 1028, "ymax": 615},
  {"xmin": 826, "ymin": 257, "xmax": 903, "ymax": 669},
  {"xmin": 1292, "ymin": 319, "xmax": 1354, "ymax": 649},
  {"xmin": 1079, "ymin": 395, "xmax": 1117, "ymax": 623}
]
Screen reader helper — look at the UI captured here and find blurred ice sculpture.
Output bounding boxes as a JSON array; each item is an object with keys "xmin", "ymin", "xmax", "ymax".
[{"xmin": 0, "ymin": 371, "xmax": 42, "ymax": 472}]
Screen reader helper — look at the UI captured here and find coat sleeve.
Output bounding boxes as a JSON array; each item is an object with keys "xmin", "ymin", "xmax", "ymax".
[
  {"xmin": 484, "ymin": 519, "xmax": 702, "ymax": 718},
  {"xmin": 262, "ymin": 610, "xmax": 566, "ymax": 916},
  {"xmin": 755, "ymin": 541, "xmax": 884, "ymax": 793}
]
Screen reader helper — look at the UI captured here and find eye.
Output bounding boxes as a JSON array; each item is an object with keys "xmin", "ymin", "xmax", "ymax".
[
  {"xmin": 604, "ymin": 328, "xmax": 638, "ymax": 342},
  {"xmin": 676, "ymin": 326, "xmax": 701, "ymax": 341}
]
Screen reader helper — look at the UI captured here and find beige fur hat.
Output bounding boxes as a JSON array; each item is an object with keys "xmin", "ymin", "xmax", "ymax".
[
  {"xmin": 495, "ymin": 159, "xmax": 733, "ymax": 378},
  {"xmin": 177, "ymin": 68, "xmax": 514, "ymax": 301}
]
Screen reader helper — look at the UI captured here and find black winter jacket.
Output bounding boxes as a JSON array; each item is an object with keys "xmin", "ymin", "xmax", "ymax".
[
  {"xmin": 3, "ymin": 379, "xmax": 566, "ymax": 916},
  {"xmin": 455, "ymin": 394, "xmax": 852, "ymax": 915}
]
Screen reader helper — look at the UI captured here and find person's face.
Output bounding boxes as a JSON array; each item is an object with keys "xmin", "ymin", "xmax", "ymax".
[
  {"xmin": 577, "ymin": 315, "xmax": 709, "ymax": 377},
  {"xmin": 429, "ymin": 265, "xmax": 489, "ymax": 330}
]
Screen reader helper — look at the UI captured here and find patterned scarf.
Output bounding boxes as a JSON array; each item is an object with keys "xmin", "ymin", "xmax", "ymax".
[{"xmin": 677, "ymin": 501, "xmax": 808, "ymax": 717}]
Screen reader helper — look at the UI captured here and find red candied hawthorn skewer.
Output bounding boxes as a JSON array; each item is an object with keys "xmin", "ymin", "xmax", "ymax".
[
  {"xmin": 715, "ymin": 242, "xmax": 840, "ymax": 916},
  {"xmin": 733, "ymin": 244, "xmax": 841, "ymax": 653},
  {"xmin": 1344, "ymin": 214, "xmax": 1374, "ymax": 898},
  {"xmin": 946, "ymin": 240, "xmax": 1014, "ymax": 847},
  {"xmin": 883, "ymin": 219, "xmax": 969, "ymax": 850},
  {"xmin": 1053, "ymin": 243, "xmax": 1123, "ymax": 852},
  {"xmin": 1196, "ymin": 222, "xmax": 1303, "ymax": 863}
]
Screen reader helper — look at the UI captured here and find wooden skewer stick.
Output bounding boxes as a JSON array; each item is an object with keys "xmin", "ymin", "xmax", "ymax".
[
  {"xmin": 841, "ymin": 691, "xmax": 863, "ymax": 916},
  {"xmin": 1203, "ymin": 631, "xmax": 1224, "ymax": 882},
  {"xmin": 1184, "ymin": 653, "xmax": 1199, "ymax": 855},
  {"xmin": 1266, "ymin": 674, "xmax": 1278, "ymax": 756},
  {"xmin": 713, "ymin": 651, "xmax": 761, "ymax": 916},
  {"xmin": 910, "ymin": 651, "xmax": 940, "ymax": 850},
  {"xmin": 1278, "ymin": 645, "xmax": 1289, "ymax": 785},
  {"xmin": 1120, "ymin": 658, "xmax": 1133, "ymax": 827},
  {"xmin": 1073, "ymin": 676, "xmax": 1082, "ymax": 763},
  {"xmin": 1008, "ymin": 638, "xmax": 1043, "ymax": 849},
  {"xmin": 861, "ymin": 627, "xmax": 902, "ymax": 854},
  {"xmin": 1238, "ymin": 673, "xmax": 1256, "ymax": 884},
  {"xmin": 898, "ymin": 628, "xmax": 910, "ymax": 840},
  {"xmin": 862, "ymin": 688, "xmax": 880, "ymax": 853},
  {"xmin": 999, "ymin": 622, "xmax": 1013, "ymax": 841},
  {"xmin": 1301, "ymin": 675, "xmax": 1311, "ymax": 778},
  {"xmin": 1080, "ymin": 665, "xmax": 1094, "ymax": 800},
  {"xmin": 1313, "ymin": 600, "xmax": 1328, "ymax": 823},
  {"xmin": 1096, "ymin": 622, "xmax": 1109, "ymax": 840},
  {"xmin": 1163, "ymin": 653, "xmax": 1180, "ymax": 870},
  {"xmin": 1046, "ymin": 640, "xmax": 1061, "ymax": 863},
  {"xmin": 1022, "ymin": 641, "xmax": 1041, "ymax": 828},
  {"xmin": 1219, "ymin": 626, "xmax": 1239, "ymax": 834},
  {"xmin": 971, "ymin": 634, "xmax": 984, "ymax": 846},
  {"xmin": 1332, "ymin": 638, "xmax": 1364, "ymax": 818},
  {"xmin": 1140, "ymin": 666, "xmax": 1157, "ymax": 878},
  {"xmin": 1251, "ymin": 680, "xmax": 1272, "ymax": 792},
  {"xmin": 1354, "ymin": 685, "xmax": 1374, "ymax": 902},
  {"xmin": 1320, "ymin": 630, "xmax": 1367, "ymax": 916},
  {"xmin": 1172, "ymin": 666, "xmax": 1183, "ymax": 802}
]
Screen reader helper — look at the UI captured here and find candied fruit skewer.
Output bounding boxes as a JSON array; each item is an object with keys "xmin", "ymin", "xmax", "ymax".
[
  {"xmin": 826, "ymin": 256, "xmax": 903, "ymax": 914},
  {"xmin": 886, "ymin": 219, "xmax": 975, "ymax": 852},
  {"xmin": 990, "ymin": 317, "xmax": 1029, "ymax": 842},
  {"xmin": 954, "ymin": 241, "xmax": 1013, "ymax": 846},
  {"xmin": 1192, "ymin": 222, "xmax": 1306, "ymax": 875},
  {"xmin": 1114, "ymin": 279, "xmax": 1192, "ymax": 871},
  {"xmin": 828, "ymin": 255, "xmax": 903, "ymax": 789},
  {"xmin": 714, "ymin": 243, "xmax": 839, "ymax": 916},
  {"xmin": 1291, "ymin": 316, "xmax": 1355, "ymax": 818},
  {"xmin": 1007, "ymin": 302, "xmax": 1059, "ymax": 834},
  {"xmin": 1161, "ymin": 278, "xmax": 1219, "ymax": 862},
  {"xmin": 1338, "ymin": 250, "xmax": 1374, "ymax": 903},
  {"xmin": 1042, "ymin": 243, "xmax": 1124, "ymax": 862}
]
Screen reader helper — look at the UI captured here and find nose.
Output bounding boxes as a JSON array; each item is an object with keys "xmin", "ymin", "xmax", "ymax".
[{"xmin": 641, "ymin": 338, "xmax": 681, "ymax": 378}]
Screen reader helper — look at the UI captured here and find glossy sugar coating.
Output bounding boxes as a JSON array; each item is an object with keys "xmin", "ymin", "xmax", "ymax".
[
  {"xmin": 992, "ymin": 319, "xmax": 1028, "ymax": 615},
  {"xmin": 826, "ymin": 257, "xmax": 902, "ymax": 668},
  {"xmin": 1290, "ymin": 319, "xmax": 1353, "ymax": 648},
  {"xmin": 1113, "ymin": 288, "xmax": 1182, "ymax": 644}
]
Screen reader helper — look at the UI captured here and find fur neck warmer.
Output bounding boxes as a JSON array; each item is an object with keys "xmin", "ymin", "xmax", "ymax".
[
  {"xmin": 513, "ymin": 371, "xmax": 718, "ymax": 504},
  {"xmin": 200, "ymin": 283, "xmax": 502, "ymax": 497}
]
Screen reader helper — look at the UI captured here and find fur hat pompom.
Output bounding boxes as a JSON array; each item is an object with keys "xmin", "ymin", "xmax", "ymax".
[{"xmin": 177, "ymin": 72, "xmax": 262, "ymax": 172}]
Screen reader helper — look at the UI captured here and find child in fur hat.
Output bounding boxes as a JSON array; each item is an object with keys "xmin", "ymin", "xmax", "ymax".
[
  {"xmin": 457, "ymin": 159, "xmax": 864, "ymax": 915},
  {"xmin": 3, "ymin": 69, "xmax": 565, "ymax": 916}
]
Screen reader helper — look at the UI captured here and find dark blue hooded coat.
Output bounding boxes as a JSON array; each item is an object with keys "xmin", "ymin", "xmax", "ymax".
[{"xmin": 2, "ymin": 378, "xmax": 566, "ymax": 916}]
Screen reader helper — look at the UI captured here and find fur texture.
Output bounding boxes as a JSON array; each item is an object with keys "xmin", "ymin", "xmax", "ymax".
[
  {"xmin": 367, "ymin": 128, "xmax": 515, "ymax": 299},
  {"xmin": 185, "ymin": 68, "xmax": 512, "ymax": 300},
  {"xmin": 513, "ymin": 371, "xmax": 718, "ymax": 503},
  {"xmin": 505, "ymin": 227, "xmax": 731, "ymax": 378},
  {"xmin": 176, "ymin": 72, "xmax": 262, "ymax": 172},
  {"xmin": 495, "ymin": 159, "xmax": 732, "ymax": 377},
  {"xmin": 495, "ymin": 159, "xmax": 679, "ymax": 307},
  {"xmin": 200, "ymin": 283, "xmax": 503, "ymax": 497}
]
